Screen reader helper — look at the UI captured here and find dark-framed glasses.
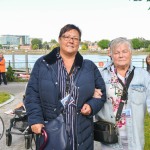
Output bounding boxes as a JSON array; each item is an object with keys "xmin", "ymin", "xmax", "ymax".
[{"xmin": 61, "ymin": 35, "xmax": 80, "ymax": 43}]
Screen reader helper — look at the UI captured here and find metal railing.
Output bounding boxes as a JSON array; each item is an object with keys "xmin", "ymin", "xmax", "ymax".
[{"xmin": 5, "ymin": 59, "xmax": 147, "ymax": 75}]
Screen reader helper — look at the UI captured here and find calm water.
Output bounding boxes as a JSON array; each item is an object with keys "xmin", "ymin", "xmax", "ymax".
[{"xmin": 4, "ymin": 54, "xmax": 147, "ymax": 70}]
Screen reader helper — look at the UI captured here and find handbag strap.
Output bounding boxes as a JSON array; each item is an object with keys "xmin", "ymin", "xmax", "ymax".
[{"xmin": 115, "ymin": 67, "xmax": 135, "ymax": 122}]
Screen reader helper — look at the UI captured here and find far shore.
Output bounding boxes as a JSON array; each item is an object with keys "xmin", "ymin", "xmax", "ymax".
[{"xmin": 0, "ymin": 49, "xmax": 150, "ymax": 56}]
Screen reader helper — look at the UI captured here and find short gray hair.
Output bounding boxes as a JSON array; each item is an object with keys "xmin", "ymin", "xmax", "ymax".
[{"xmin": 110, "ymin": 37, "xmax": 133, "ymax": 54}]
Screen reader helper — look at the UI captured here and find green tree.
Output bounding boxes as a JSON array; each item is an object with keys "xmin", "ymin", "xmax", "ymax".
[
  {"xmin": 98, "ymin": 39, "xmax": 110, "ymax": 49},
  {"xmin": 50, "ymin": 39, "xmax": 57, "ymax": 44},
  {"xmin": 0, "ymin": 44, "xmax": 2, "ymax": 49},
  {"xmin": 31, "ymin": 38, "xmax": 42, "ymax": 50},
  {"xmin": 81, "ymin": 43, "xmax": 88, "ymax": 50},
  {"xmin": 146, "ymin": 45, "xmax": 150, "ymax": 52},
  {"xmin": 32, "ymin": 44, "xmax": 38, "ymax": 50},
  {"xmin": 135, "ymin": 38, "xmax": 149, "ymax": 49},
  {"xmin": 50, "ymin": 44, "xmax": 59, "ymax": 50},
  {"xmin": 131, "ymin": 38, "xmax": 141, "ymax": 49},
  {"xmin": 49, "ymin": 39, "xmax": 59, "ymax": 50},
  {"xmin": 6, "ymin": 62, "xmax": 15, "ymax": 82},
  {"xmin": 43, "ymin": 41, "xmax": 49, "ymax": 50},
  {"xmin": 143, "ymin": 40, "xmax": 150, "ymax": 48}
]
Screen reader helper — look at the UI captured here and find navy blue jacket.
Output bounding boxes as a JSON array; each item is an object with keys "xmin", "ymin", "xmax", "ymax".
[{"xmin": 25, "ymin": 47, "xmax": 106, "ymax": 150}]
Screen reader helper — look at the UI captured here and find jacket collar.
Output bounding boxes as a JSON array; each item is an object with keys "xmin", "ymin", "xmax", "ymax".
[{"xmin": 43, "ymin": 47, "xmax": 83, "ymax": 68}]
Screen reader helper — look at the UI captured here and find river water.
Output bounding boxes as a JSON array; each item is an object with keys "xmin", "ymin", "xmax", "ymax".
[{"xmin": 4, "ymin": 54, "xmax": 148, "ymax": 70}]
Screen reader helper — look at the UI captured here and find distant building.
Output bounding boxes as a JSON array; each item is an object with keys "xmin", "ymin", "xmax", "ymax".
[
  {"xmin": 0, "ymin": 35, "xmax": 30, "ymax": 49},
  {"xmin": 19, "ymin": 45, "xmax": 32, "ymax": 50},
  {"xmin": 88, "ymin": 41, "xmax": 99, "ymax": 51}
]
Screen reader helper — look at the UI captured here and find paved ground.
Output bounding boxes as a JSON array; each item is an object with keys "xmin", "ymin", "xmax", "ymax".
[
  {"xmin": 0, "ymin": 82, "xmax": 101, "ymax": 150},
  {"xmin": 0, "ymin": 82, "xmax": 36, "ymax": 150}
]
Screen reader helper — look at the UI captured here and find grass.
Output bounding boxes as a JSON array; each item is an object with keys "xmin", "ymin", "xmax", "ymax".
[
  {"xmin": 0, "ymin": 92, "xmax": 10, "ymax": 104},
  {"xmin": 14, "ymin": 77, "xmax": 29, "ymax": 82},
  {"xmin": 144, "ymin": 111, "xmax": 150, "ymax": 150}
]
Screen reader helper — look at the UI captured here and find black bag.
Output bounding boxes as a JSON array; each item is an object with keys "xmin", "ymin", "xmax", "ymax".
[
  {"xmin": 37, "ymin": 114, "xmax": 69, "ymax": 150},
  {"xmin": 94, "ymin": 120, "xmax": 118, "ymax": 144}
]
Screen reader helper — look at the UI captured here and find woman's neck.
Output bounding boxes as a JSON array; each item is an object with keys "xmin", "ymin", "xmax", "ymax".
[
  {"xmin": 60, "ymin": 52, "xmax": 76, "ymax": 74},
  {"xmin": 116, "ymin": 66, "xmax": 129, "ymax": 77}
]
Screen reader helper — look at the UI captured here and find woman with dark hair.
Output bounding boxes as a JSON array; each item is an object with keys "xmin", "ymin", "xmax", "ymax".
[
  {"xmin": 146, "ymin": 54, "xmax": 150, "ymax": 73},
  {"xmin": 25, "ymin": 24, "xmax": 106, "ymax": 150}
]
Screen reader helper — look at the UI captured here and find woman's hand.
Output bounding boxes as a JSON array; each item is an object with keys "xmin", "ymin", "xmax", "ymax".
[
  {"xmin": 81, "ymin": 104, "xmax": 92, "ymax": 115},
  {"xmin": 93, "ymin": 89, "xmax": 102, "ymax": 98},
  {"xmin": 31, "ymin": 124, "xmax": 44, "ymax": 134}
]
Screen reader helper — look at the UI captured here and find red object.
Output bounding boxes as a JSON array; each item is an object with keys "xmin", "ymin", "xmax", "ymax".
[
  {"xmin": 39, "ymin": 129, "xmax": 48, "ymax": 150},
  {"xmin": 98, "ymin": 62, "xmax": 104, "ymax": 67}
]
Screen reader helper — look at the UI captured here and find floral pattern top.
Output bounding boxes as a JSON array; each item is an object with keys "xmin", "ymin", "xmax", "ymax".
[{"xmin": 108, "ymin": 65, "xmax": 131, "ymax": 131}]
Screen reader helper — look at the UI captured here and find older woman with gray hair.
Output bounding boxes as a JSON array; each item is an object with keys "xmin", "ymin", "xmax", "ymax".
[{"xmin": 95, "ymin": 37, "xmax": 150, "ymax": 150}]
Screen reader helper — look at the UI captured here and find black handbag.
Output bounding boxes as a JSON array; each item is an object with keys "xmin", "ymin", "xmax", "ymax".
[
  {"xmin": 94, "ymin": 68, "xmax": 134, "ymax": 144},
  {"xmin": 94, "ymin": 120, "xmax": 118, "ymax": 144}
]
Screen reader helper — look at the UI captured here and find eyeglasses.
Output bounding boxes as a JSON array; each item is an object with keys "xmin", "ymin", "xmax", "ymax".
[{"xmin": 61, "ymin": 35, "xmax": 80, "ymax": 43}]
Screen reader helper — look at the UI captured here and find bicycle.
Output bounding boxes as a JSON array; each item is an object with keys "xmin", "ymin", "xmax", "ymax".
[{"xmin": 0, "ymin": 115, "xmax": 4, "ymax": 140}]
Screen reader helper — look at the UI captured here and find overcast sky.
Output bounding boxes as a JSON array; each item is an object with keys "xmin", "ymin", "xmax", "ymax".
[{"xmin": 0, "ymin": 0, "xmax": 150, "ymax": 42}]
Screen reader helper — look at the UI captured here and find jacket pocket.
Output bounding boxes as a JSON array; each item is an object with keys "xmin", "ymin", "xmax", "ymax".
[{"xmin": 130, "ymin": 84, "xmax": 146, "ymax": 105}]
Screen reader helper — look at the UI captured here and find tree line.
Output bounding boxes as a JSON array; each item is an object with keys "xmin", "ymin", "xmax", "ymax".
[
  {"xmin": 97, "ymin": 38, "xmax": 150, "ymax": 50},
  {"xmin": 30, "ymin": 37, "xmax": 150, "ymax": 52}
]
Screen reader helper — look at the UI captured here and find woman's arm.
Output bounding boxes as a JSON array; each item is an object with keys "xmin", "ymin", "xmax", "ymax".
[
  {"xmin": 83, "ymin": 63, "xmax": 106, "ymax": 116},
  {"xmin": 24, "ymin": 58, "xmax": 44, "ymax": 127}
]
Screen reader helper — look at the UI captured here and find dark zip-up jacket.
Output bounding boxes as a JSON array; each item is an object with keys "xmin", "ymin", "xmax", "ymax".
[{"xmin": 25, "ymin": 47, "xmax": 106, "ymax": 150}]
